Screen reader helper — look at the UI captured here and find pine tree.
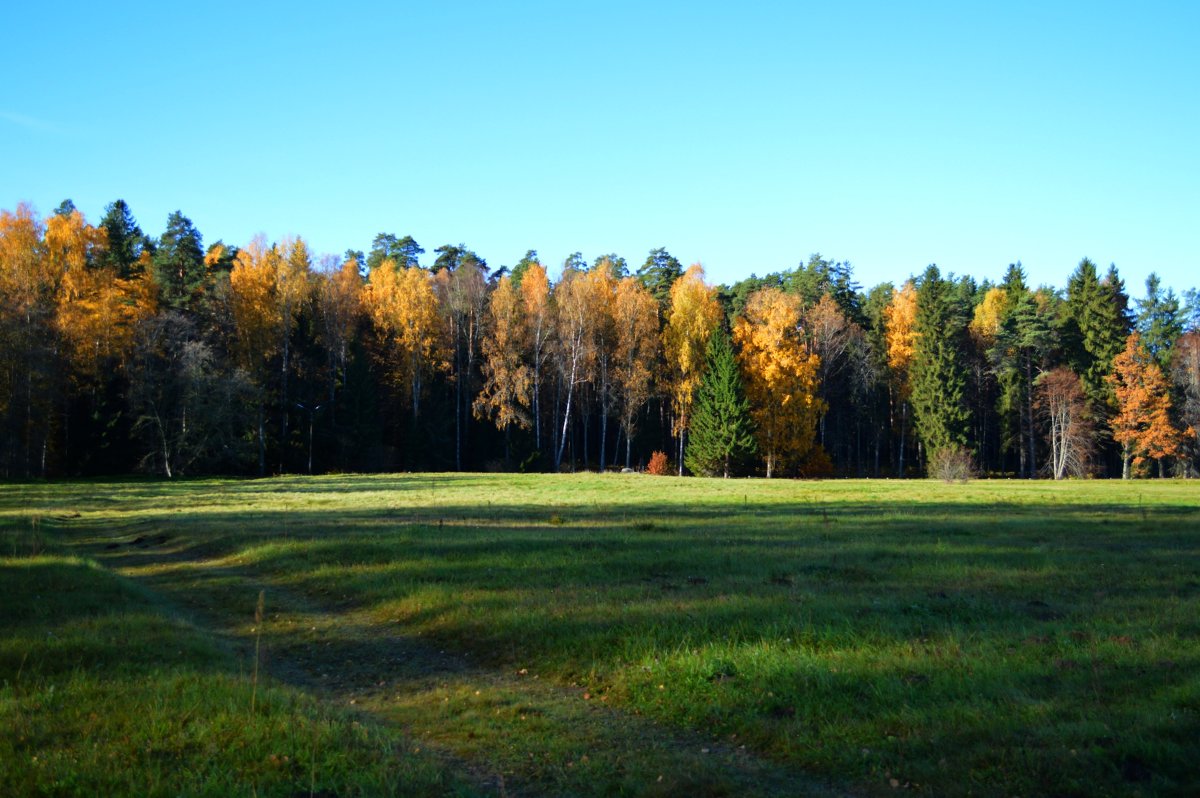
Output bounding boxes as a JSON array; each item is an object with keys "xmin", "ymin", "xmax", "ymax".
[
  {"xmin": 684, "ymin": 328, "xmax": 755, "ymax": 478},
  {"xmin": 636, "ymin": 247, "xmax": 683, "ymax": 314},
  {"xmin": 910, "ymin": 265, "xmax": 972, "ymax": 463},
  {"xmin": 153, "ymin": 211, "xmax": 205, "ymax": 309}
]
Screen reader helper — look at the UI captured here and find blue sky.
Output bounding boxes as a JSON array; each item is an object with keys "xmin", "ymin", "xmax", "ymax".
[{"xmin": 2, "ymin": 1, "xmax": 1196, "ymax": 297}]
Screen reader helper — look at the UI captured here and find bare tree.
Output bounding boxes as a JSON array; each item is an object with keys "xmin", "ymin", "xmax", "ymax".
[{"xmin": 1034, "ymin": 367, "xmax": 1095, "ymax": 479}]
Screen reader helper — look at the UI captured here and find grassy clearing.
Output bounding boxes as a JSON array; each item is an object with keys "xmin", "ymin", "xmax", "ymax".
[{"xmin": 2, "ymin": 474, "xmax": 1199, "ymax": 796}]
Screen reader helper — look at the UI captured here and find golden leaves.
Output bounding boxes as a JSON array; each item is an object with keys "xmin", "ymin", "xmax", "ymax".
[
  {"xmin": 884, "ymin": 281, "xmax": 918, "ymax": 394},
  {"xmin": 733, "ymin": 287, "xmax": 824, "ymax": 476},
  {"xmin": 663, "ymin": 265, "xmax": 721, "ymax": 433}
]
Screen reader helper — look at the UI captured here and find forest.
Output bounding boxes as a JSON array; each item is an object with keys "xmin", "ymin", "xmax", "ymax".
[{"xmin": 1, "ymin": 198, "xmax": 1197, "ymax": 481}]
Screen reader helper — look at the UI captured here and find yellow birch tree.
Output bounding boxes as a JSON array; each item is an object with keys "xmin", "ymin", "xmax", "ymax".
[
  {"xmin": 734, "ymin": 287, "xmax": 824, "ymax": 477},
  {"xmin": 663, "ymin": 264, "xmax": 721, "ymax": 474}
]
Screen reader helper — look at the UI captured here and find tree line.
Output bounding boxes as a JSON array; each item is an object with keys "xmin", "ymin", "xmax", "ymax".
[{"xmin": 1, "ymin": 199, "xmax": 1197, "ymax": 480}]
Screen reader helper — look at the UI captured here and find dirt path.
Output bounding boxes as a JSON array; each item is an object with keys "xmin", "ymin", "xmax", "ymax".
[{"xmin": 84, "ymin": 524, "xmax": 851, "ymax": 798}]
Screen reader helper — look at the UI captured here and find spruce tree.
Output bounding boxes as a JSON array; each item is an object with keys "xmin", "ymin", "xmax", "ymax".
[
  {"xmin": 910, "ymin": 265, "xmax": 972, "ymax": 461},
  {"xmin": 1066, "ymin": 258, "xmax": 1132, "ymax": 403},
  {"xmin": 684, "ymin": 328, "xmax": 756, "ymax": 478},
  {"xmin": 99, "ymin": 199, "xmax": 150, "ymax": 278},
  {"xmin": 1135, "ymin": 273, "xmax": 1183, "ymax": 368}
]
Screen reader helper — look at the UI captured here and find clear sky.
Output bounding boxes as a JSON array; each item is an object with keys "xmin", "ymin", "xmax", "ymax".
[{"xmin": 2, "ymin": 1, "xmax": 1197, "ymax": 297}]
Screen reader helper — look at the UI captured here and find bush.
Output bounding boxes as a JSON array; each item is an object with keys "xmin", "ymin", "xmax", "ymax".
[
  {"xmin": 929, "ymin": 445, "xmax": 974, "ymax": 483},
  {"xmin": 646, "ymin": 451, "xmax": 671, "ymax": 476}
]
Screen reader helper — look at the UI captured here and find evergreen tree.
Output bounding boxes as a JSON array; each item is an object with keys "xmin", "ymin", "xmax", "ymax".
[
  {"xmin": 99, "ymin": 199, "xmax": 150, "ymax": 278},
  {"xmin": 910, "ymin": 265, "xmax": 972, "ymax": 461},
  {"xmin": 1065, "ymin": 258, "xmax": 1132, "ymax": 403},
  {"xmin": 367, "ymin": 233, "xmax": 423, "ymax": 271},
  {"xmin": 1135, "ymin": 272, "xmax": 1183, "ymax": 368},
  {"xmin": 684, "ymin": 328, "xmax": 756, "ymax": 478},
  {"xmin": 509, "ymin": 249, "xmax": 539, "ymax": 289},
  {"xmin": 636, "ymin": 247, "xmax": 683, "ymax": 312},
  {"xmin": 153, "ymin": 211, "xmax": 205, "ymax": 308},
  {"xmin": 989, "ymin": 282, "xmax": 1056, "ymax": 476},
  {"xmin": 592, "ymin": 253, "xmax": 628, "ymax": 277}
]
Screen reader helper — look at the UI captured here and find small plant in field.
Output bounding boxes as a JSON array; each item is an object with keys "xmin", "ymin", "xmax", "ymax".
[
  {"xmin": 646, "ymin": 451, "xmax": 671, "ymax": 476},
  {"xmin": 251, "ymin": 589, "xmax": 265, "ymax": 713},
  {"xmin": 929, "ymin": 445, "xmax": 974, "ymax": 483},
  {"xmin": 548, "ymin": 513, "xmax": 564, "ymax": 526}
]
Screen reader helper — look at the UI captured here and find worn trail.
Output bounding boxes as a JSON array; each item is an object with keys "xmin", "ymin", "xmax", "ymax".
[{"xmin": 83, "ymin": 520, "xmax": 848, "ymax": 798}]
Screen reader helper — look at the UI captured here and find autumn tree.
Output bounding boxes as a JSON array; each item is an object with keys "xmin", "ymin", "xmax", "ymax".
[
  {"xmin": 519, "ymin": 261, "xmax": 553, "ymax": 453},
  {"xmin": 0, "ymin": 204, "xmax": 56, "ymax": 476},
  {"xmin": 612, "ymin": 275, "xmax": 659, "ymax": 469},
  {"xmin": 734, "ymin": 287, "xmax": 823, "ymax": 477},
  {"xmin": 684, "ymin": 327, "xmax": 755, "ymax": 478},
  {"xmin": 1035, "ymin": 367, "xmax": 1095, "ymax": 479},
  {"xmin": 584, "ymin": 260, "xmax": 618, "ymax": 470},
  {"xmin": 474, "ymin": 274, "xmax": 531, "ymax": 462},
  {"xmin": 1108, "ymin": 332, "xmax": 1181, "ymax": 478},
  {"xmin": 229, "ymin": 236, "xmax": 283, "ymax": 474},
  {"xmin": 434, "ymin": 248, "xmax": 488, "ymax": 469},
  {"xmin": 275, "ymin": 237, "xmax": 313, "ymax": 468},
  {"xmin": 883, "ymin": 280, "xmax": 918, "ymax": 474},
  {"xmin": 551, "ymin": 264, "xmax": 596, "ymax": 470},
  {"xmin": 316, "ymin": 254, "xmax": 364, "ymax": 423},
  {"xmin": 663, "ymin": 264, "xmax": 721, "ymax": 475},
  {"xmin": 366, "ymin": 260, "xmax": 441, "ymax": 423}
]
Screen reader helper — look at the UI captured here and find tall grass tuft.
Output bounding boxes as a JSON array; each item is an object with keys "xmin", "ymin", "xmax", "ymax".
[{"xmin": 251, "ymin": 589, "xmax": 265, "ymax": 713}]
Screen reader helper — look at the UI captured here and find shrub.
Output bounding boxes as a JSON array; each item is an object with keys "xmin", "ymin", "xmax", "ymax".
[
  {"xmin": 646, "ymin": 451, "xmax": 671, "ymax": 476},
  {"xmin": 929, "ymin": 445, "xmax": 975, "ymax": 483}
]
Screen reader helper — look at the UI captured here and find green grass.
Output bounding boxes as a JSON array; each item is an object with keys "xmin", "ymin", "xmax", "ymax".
[{"xmin": 3, "ymin": 474, "xmax": 1199, "ymax": 796}]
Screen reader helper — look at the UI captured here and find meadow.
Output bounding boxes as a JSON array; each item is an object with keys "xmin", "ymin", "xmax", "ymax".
[{"xmin": 2, "ymin": 474, "xmax": 1198, "ymax": 797}]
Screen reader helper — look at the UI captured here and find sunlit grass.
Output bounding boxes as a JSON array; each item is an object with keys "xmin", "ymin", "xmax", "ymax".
[{"xmin": 2, "ymin": 474, "xmax": 1198, "ymax": 796}]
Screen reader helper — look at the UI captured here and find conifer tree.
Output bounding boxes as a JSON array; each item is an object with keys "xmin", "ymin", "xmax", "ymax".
[
  {"xmin": 1066, "ymin": 258, "xmax": 1132, "ymax": 404},
  {"xmin": 910, "ymin": 265, "xmax": 972, "ymax": 463},
  {"xmin": 1135, "ymin": 273, "xmax": 1183, "ymax": 368},
  {"xmin": 98, "ymin": 199, "xmax": 151, "ymax": 278},
  {"xmin": 153, "ymin": 211, "xmax": 205, "ymax": 309},
  {"xmin": 684, "ymin": 328, "xmax": 755, "ymax": 478}
]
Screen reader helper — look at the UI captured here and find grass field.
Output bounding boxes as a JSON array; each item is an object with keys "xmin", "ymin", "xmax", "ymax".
[{"xmin": 2, "ymin": 474, "xmax": 1198, "ymax": 797}]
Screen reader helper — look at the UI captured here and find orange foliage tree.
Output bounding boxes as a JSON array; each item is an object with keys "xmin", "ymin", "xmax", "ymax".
[
  {"xmin": 733, "ymin": 287, "xmax": 824, "ymax": 477},
  {"xmin": 1108, "ymin": 332, "xmax": 1182, "ymax": 477},
  {"xmin": 612, "ymin": 275, "xmax": 659, "ymax": 469}
]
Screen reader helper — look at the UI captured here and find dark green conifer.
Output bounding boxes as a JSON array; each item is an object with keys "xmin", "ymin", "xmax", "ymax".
[
  {"xmin": 683, "ymin": 328, "xmax": 756, "ymax": 478},
  {"xmin": 910, "ymin": 265, "xmax": 972, "ymax": 460}
]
